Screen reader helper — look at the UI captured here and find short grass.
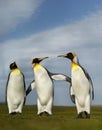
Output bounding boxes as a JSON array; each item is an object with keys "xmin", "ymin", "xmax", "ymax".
[{"xmin": 0, "ymin": 104, "xmax": 102, "ymax": 130}]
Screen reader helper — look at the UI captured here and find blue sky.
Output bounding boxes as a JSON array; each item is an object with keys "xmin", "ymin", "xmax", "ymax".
[{"xmin": 0, "ymin": 0, "xmax": 102, "ymax": 106}]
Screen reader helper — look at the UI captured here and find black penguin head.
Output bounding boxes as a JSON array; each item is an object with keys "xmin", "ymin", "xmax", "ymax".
[
  {"xmin": 31, "ymin": 57, "xmax": 48, "ymax": 64},
  {"xmin": 58, "ymin": 52, "xmax": 78, "ymax": 62},
  {"xmin": 10, "ymin": 62, "xmax": 18, "ymax": 70},
  {"xmin": 58, "ymin": 52, "xmax": 74, "ymax": 60}
]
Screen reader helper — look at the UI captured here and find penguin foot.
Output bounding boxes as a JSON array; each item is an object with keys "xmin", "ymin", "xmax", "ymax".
[
  {"xmin": 84, "ymin": 111, "xmax": 90, "ymax": 119},
  {"xmin": 38, "ymin": 112, "xmax": 51, "ymax": 116},
  {"xmin": 17, "ymin": 112, "xmax": 22, "ymax": 115},
  {"xmin": 38, "ymin": 112, "xmax": 43, "ymax": 116},
  {"xmin": 10, "ymin": 112, "xmax": 17, "ymax": 115},
  {"xmin": 77, "ymin": 112, "xmax": 83, "ymax": 119},
  {"xmin": 44, "ymin": 111, "xmax": 51, "ymax": 116}
]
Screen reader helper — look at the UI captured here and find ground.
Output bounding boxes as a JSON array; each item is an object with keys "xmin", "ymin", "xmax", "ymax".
[{"xmin": 0, "ymin": 104, "xmax": 102, "ymax": 130}]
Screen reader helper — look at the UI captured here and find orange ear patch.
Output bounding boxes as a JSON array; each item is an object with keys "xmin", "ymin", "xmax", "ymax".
[{"xmin": 72, "ymin": 52, "xmax": 77, "ymax": 57}]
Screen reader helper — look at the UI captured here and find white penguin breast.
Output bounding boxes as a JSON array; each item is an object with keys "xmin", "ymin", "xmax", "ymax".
[
  {"xmin": 7, "ymin": 73, "xmax": 25, "ymax": 102},
  {"xmin": 34, "ymin": 67, "xmax": 53, "ymax": 105},
  {"xmin": 72, "ymin": 67, "xmax": 89, "ymax": 102}
]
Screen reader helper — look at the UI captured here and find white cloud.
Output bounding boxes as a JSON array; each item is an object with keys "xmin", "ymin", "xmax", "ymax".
[
  {"xmin": 1, "ymin": 9, "xmax": 102, "ymax": 105},
  {"xmin": 0, "ymin": 0, "xmax": 44, "ymax": 36},
  {"xmin": 1, "ymin": 9, "xmax": 102, "ymax": 76}
]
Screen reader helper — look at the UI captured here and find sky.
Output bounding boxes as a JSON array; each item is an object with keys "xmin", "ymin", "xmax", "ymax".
[{"xmin": 0, "ymin": 0, "xmax": 102, "ymax": 106}]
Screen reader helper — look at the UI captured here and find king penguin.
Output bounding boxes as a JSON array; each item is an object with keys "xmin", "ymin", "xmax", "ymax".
[
  {"xmin": 26, "ymin": 57, "xmax": 71, "ymax": 116},
  {"xmin": 58, "ymin": 52, "xmax": 94, "ymax": 118},
  {"xmin": 6, "ymin": 62, "xmax": 26, "ymax": 114}
]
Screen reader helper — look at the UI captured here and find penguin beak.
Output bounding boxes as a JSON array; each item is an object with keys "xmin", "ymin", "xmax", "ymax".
[
  {"xmin": 58, "ymin": 54, "xmax": 67, "ymax": 58},
  {"xmin": 39, "ymin": 57, "xmax": 49, "ymax": 62}
]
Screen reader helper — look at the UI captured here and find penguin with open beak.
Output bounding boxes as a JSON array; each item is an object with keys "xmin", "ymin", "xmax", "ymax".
[{"xmin": 58, "ymin": 52, "xmax": 94, "ymax": 118}]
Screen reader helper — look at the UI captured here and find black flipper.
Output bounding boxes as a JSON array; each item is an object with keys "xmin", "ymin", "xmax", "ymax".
[
  {"xmin": 69, "ymin": 83, "xmax": 75, "ymax": 104},
  {"xmin": 50, "ymin": 73, "xmax": 71, "ymax": 83},
  {"xmin": 22, "ymin": 73, "xmax": 26, "ymax": 105},
  {"xmin": 26, "ymin": 80, "xmax": 35, "ymax": 96},
  {"xmin": 5, "ymin": 73, "xmax": 11, "ymax": 104},
  {"xmin": 80, "ymin": 65, "xmax": 94, "ymax": 100}
]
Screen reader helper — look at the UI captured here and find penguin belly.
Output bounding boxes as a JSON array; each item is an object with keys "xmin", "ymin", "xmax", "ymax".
[
  {"xmin": 72, "ymin": 68, "xmax": 90, "ymax": 107},
  {"xmin": 35, "ymin": 73, "xmax": 53, "ymax": 105},
  {"xmin": 7, "ymin": 74, "xmax": 25, "ymax": 113},
  {"xmin": 34, "ymin": 65, "xmax": 54, "ymax": 115}
]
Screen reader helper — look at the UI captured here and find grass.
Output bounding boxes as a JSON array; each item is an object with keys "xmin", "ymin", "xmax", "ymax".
[{"xmin": 0, "ymin": 104, "xmax": 102, "ymax": 130}]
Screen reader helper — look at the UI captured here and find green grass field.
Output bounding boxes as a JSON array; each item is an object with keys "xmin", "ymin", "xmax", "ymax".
[{"xmin": 0, "ymin": 104, "xmax": 102, "ymax": 130}]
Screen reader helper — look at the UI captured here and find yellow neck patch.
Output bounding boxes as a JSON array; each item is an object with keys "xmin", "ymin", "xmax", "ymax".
[
  {"xmin": 72, "ymin": 62, "xmax": 79, "ymax": 70},
  {"xmin": 12, "ymin": 68, "xmax": 20, "ymax": 74},
  {"xmin": 33, "ymin": 63, "xmax": 41, "ymax": 70}
]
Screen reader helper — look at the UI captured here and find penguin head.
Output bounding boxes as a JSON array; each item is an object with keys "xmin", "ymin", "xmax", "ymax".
[
  {"xmin": 10, "ymin": 62, "xmax": 18, "ymax": 70},
  {"xmin": 31, "ymin": 57, "xmax": 48, "ymax": 64},
  {"xmin": 58, "ymin": 52, "xmax": 79, "ymax": 64}
]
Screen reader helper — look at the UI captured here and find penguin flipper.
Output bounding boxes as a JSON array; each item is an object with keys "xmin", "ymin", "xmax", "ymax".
[
  {"xmin": 69, "ymin": 84, "xmax": 75, "ymax": 104},
  {"xmin": 88, "ymin": 77, "xmax": 94, "ymax": 100},
  {"xmin": 92, "ymin": 85, "xmax": 94, "ymax": 100},
  {"xmin": 5, "ymin": 73, "xmax": 11, "ymax": 104},
  {"xmin": 51, "ymin": 73, "xmax": 71, "ymax": 83},
  {"xmin": 80, "ymin": 65, "xmax": 94, "ymax": 100},
  {"xmin": 22, "ymin": 73, "xmax": 26, "ymax": 105},
  {"xmin": 26, "ymin": 80, "xmax": 36, "ymax": 96}
]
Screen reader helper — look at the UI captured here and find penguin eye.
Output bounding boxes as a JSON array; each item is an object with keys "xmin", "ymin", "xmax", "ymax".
[
  {"xmin": 12, "ymin": 63, "xmax": 16, "ymax": 68},
  {"xmin": 12, "ymin": 63, "xmax": 15, "ymax": 67}
]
